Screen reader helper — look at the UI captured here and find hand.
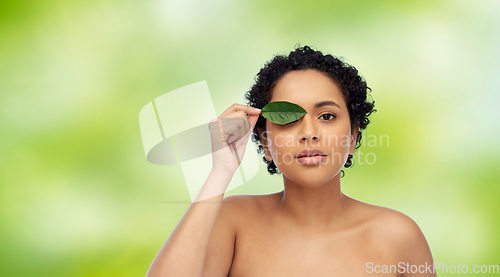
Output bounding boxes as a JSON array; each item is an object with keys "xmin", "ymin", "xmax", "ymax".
[{"xmin": 208, "ymin": 104, "xmax": 261, "ymax": 176}]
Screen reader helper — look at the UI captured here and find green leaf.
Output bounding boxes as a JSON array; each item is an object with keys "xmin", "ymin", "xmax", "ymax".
[{"xmin": 260, "ymin": 101, "xmax": 307, "ymax": 125}]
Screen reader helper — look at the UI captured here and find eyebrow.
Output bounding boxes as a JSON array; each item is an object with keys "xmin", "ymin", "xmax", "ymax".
[{"xmin": 314, "ymin": 100, "xmax": 341, "ymax": 109}]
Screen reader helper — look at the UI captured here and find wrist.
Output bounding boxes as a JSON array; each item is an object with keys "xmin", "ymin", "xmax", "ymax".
[{"xmin": 193, "ymin": 170, "xmax": 234, "ymax": 202}]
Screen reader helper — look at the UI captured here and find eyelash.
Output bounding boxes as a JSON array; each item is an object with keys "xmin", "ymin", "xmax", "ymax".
[{"xmin": 319, "ymin": 113, "xmax": 336, "ymax": 121}]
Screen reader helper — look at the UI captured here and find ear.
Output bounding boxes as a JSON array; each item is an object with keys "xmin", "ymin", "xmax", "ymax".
[
  {"xmin": 258, "ymin": 128, "xmax": 272, "ymax": 162},
  {"xmin": 349, "ymin": 126, "xmax": 360, "ymax": 155}
]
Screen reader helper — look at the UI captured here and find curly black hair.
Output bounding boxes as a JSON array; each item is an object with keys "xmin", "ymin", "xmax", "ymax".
[{"xmin": 244, "ymin": 45, "xmax": 377, "ymax": 177}]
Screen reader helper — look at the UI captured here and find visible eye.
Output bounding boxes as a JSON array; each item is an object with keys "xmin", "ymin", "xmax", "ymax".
[{"xmin": 320, "ymin": 113, "xmax": 336, "ymax": 121}]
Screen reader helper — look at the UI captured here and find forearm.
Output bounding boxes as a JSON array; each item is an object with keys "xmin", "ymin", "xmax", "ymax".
[{"xmin": 146, "ymin": 170, "xmax": 233, "ymax": 277}]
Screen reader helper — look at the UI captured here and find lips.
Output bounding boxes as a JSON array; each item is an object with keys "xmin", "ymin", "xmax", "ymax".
[{"xmin": 295, "ymin": 149, "xmax": 328, "ymax": 158}]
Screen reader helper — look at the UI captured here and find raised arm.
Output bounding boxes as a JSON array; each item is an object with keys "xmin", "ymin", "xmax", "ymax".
[{"xmin": 145, "ymin": 104, "xmax": 261, "ymax": 277}]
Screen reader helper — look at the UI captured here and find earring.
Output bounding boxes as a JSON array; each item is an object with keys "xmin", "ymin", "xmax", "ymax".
[
  {"xmin": 356, "ymin": 132, "xmax": 362, "ymax": 149},
  {"xmin": 344, "ymin": 154, "xmax": 353, "ymax": 168}
]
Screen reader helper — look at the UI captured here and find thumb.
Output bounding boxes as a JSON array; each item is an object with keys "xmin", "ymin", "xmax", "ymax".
[{"xmin": 246, "ymin": 112, "xmax": 260, "ymax": 132}]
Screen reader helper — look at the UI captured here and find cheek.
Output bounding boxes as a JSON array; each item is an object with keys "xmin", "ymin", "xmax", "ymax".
[
  {"xmin": 323, "ymin": 131, "xmax": 352, "ymax": 157},
  {"xmin": 267, "ymin": 134, "xmax": 292, "ymax": 154},
  {"xmin": 326, "ymin": 134, "xmax": 351, "ymax": 148},
  {"xmin": 265, "ymin": 134, "xmax": 296, "ymax": 165}
]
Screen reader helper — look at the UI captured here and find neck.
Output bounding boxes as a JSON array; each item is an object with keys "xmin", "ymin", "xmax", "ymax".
[{"xmin": 276, "ymin": 172, "xmax": 348, "ymax": 231}]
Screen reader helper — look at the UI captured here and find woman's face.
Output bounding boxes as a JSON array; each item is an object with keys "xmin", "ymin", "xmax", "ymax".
[{"xmin": 259, "ymin": 69, "xmax": 359, "ymax": 187}]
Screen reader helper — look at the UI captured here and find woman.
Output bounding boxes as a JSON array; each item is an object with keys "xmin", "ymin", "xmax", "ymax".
[{"xmin": 146, "ymin": 45, "xmax": 436, "ymax": 276}]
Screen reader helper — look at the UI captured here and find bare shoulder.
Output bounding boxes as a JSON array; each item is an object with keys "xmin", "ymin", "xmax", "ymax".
[
  {"xmin": 360, "ymin": 202, "xmax": 421, "ymax": 236},
  {"xmin": 222, "ymin": 193, "xmax": 279, "ymax": 210},
  {"xmin": 220, "ymin": 194, "xmax": 257, "ymax": 214},
  {"xmin": 350, "ymin": 198, "xmax": 434, "ymax": 265},
  {"xmin": 352, "ymin": 199, "xmax": 424, "ymax": 242},
  {"xmin": 221, "ymin": 193, "xmax": 281, "ymax": 222},
  {"xmin": 222, "ymin": 194, "xmax": 255, "ymax": 205}
]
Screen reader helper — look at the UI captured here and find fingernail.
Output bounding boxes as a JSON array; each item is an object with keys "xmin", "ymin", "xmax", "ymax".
[{"xmin": 255, "ymin": 108, "xmax": 261, "ymax": 111}]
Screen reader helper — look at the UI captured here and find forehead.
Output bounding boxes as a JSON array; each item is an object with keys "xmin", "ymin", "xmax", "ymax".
[{"xmin": 270, "ymin": 69, "xmax": 346, "ymax": 109}]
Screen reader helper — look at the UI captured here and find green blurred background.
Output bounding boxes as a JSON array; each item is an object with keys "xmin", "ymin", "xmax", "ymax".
[{"xmin": 1, "ymin": 0, "xmax": 499, "ymax": 276}]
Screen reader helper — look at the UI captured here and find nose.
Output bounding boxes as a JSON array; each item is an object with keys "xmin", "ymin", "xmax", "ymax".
[{"xmin": 297, "ymin": 115, "xmax": 320, "ymax": 144}]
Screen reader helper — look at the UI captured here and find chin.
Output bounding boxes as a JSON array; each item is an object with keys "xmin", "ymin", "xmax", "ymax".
[{"xmin": 280, "ymin": 166, "xmax": 342, "ymax": 188}]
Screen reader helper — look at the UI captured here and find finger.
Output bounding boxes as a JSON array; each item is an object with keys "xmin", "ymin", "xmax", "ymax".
[
  {"xmin": 225, "ymin": 119, "xmax": 248, "ymax": 144},
  {"xmin": 246, "ymin": 113, "xmax": 260, "ymax": 131},
  {"xmin": 219, "ymin": 118, "xmax": 245, "ymax": 136},
  {"xmin": 225, "ymin": 110, "xmax": 257, "ymax": 134},
  {"xmin": 221, "ymin": 104, "xmax": 261, "ymax": 117}
]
